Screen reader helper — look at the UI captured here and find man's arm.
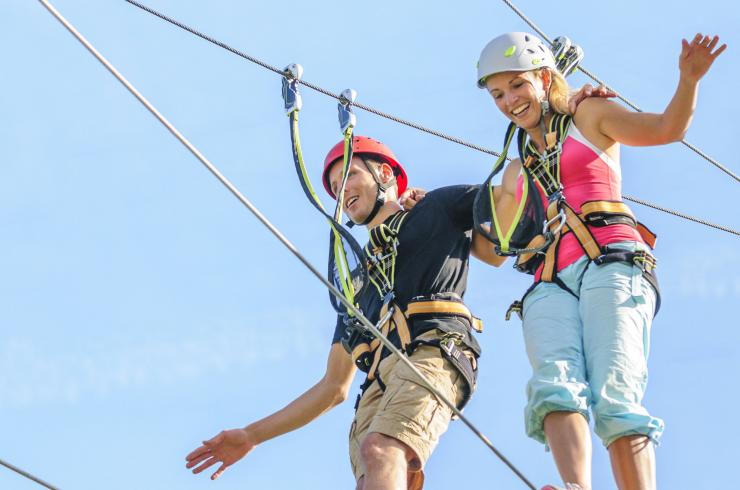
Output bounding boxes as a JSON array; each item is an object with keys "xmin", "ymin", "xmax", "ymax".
[{"xmin": 185, "ymin": 343, "xmax": 356, "ymax": 480}]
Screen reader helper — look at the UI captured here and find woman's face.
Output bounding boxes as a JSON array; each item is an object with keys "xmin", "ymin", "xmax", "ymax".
[{"xmin": 484, "ymin": 70, "xmax": 546, "ymax": 129}]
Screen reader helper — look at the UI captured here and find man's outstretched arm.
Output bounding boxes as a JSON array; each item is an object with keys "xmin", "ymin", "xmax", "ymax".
[{"xmin": 185, "ymin": 343, "xmax": 356, "ymax": 480}]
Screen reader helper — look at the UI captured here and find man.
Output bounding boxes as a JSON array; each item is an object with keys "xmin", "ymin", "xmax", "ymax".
[{"xmin": 185, "ymin": 135, "xmax": 497, "ymax": 489}]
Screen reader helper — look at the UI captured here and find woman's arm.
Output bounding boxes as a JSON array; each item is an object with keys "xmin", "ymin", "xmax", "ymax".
[
  {"xmin": 185, "ymin": 343, "xmax": 356, "ymax": 479},
  {"xmin": 471, "ymin": 158, "xmax": 522, "ymax": 266},
  {"xmin": 576, "ymin": 34, "xmax": 726, "ymax": 147}
]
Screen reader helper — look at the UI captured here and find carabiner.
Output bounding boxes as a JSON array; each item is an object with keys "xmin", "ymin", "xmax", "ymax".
[
  {"xmin": 551, "ymin": 36, "xmax": 572, "ymax": 63},
  {"xmin": 337, "ymin": 88, "xmax": 358, "ymax": 134},
  {"xmin": 281, "ymin": 63, "xmax": 304, "ymax": 115},
  {"xmin": 543, "ymin": 207, "xmax": 567, "ymax": 236},
  {"xmin": 557, "ymin": 44, "xmax": 584, "ymax": 77}
]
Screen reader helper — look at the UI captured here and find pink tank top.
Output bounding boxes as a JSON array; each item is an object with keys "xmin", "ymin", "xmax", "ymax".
[{"xmin": 516, "ymin": 123, "xmax": 643, "ymax": 277}]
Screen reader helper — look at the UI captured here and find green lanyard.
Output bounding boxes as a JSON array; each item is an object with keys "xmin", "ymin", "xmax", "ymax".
[{"xmin": 281, "ymin": 65, "xmax": 366, "ymax": 315}]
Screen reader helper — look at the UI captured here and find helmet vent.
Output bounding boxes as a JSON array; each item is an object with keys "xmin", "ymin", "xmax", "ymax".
[
  {"xmin": 524, "ymin": 35, "xmax": 530, "ymax": 41},
  {"xmin": 526, "ymin": 48, "xmax": 535, "ymax": 54}
]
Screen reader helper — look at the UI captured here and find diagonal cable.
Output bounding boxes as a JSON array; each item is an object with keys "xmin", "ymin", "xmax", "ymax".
[
  {"xmin": 0, "ymin": 458, "xmax": 59, "ymax": 490},
  {"xmin": 38, "ymin": 1, "xmax": 538, "ymax": 487},
  {"xmin": 500, "ymin": 0, "xmax": 740, "ymax": 184}
]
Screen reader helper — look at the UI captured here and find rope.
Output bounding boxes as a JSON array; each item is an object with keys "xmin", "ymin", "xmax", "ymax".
[
  {"xmin": 39, "ymin": 1, "xmax": 537, "ymax": 487},
  {"xmin": 0, "ymin": 458, "xmax": 59, "ymax": 490},
  {"xmin": 124, "ymin": 0, "xmax": 501, "ymax": 157},
  {"xmin": 500, "ymin": 0, "xmax": 740, "ymax": 184},
  {"xmin": 123, "ymin": 0, "xmax": 739, "ymax": 238}
]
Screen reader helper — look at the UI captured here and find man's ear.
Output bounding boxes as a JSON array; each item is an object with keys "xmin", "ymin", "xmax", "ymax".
[{"xmin": 378, "ymin": 162, "xmax": 395, "ymax": 185}]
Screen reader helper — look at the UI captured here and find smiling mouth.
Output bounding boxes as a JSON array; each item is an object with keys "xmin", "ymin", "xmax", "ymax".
[
  {"xmin": 345, "ymin": 195, "xmax": 359, "ymax": 211},
  {"xmin": 511, "ymin": 103, "xmax": 530, "ymax": 117}
]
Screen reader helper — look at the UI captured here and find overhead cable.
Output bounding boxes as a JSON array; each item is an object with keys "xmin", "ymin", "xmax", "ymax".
[{"xmin": 123, "ymin": 0, "xmax": 739, "ymax": 238}]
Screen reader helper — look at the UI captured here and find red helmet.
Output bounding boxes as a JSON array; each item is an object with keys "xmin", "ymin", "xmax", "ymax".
[{"xmin": 322, "ymin": 136, "xmax": 408, "ymax": 199}]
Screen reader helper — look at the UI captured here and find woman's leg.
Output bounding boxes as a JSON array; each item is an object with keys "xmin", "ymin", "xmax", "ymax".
[
  {"xmin": 521, "ymin": 264, "xmax": 592, "ymax": 488},
  {"xmin": 608, "ymin": 434, "xmax": 655, "ymax": 490},
  {"xmin": 544, "ymin": 411, "xmax": 592, "ymax": 487},
  {"xmin": 580, "ymin": 255, "xmax": 662, "ymax": 490}
]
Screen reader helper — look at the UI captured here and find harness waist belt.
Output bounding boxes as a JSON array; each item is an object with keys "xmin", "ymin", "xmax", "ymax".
[{"xmin": 405, "ymin": 299, "xmax": 484, "ymax": 333}]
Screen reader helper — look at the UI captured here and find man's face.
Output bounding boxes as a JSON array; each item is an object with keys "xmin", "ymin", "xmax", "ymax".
[{"xmin": 328, "ymin": 156, "xmax": 380, "ymax": 224}]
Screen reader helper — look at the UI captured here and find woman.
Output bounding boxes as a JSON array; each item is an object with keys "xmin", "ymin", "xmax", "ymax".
[{"xmin": 471, "ymin": 31, "xmax": 725, "ymax": 490}]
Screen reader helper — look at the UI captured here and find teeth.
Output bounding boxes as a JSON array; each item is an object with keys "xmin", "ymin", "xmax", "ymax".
[
  {"xmin": 512, "ymin": 103, "xmax": 530, "ymax": 116},
  {"xmin": 346, "ymin": 196, "xmax": 358, "ymax": 208}
]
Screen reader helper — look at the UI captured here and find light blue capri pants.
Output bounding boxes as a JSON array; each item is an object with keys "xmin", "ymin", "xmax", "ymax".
[{"xmin": 521, "ymin": 241, "xmax": 664, "ymax": 447}]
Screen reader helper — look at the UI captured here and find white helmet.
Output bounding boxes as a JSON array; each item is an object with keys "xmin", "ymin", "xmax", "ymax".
[{"xmin": 476, "ymin": 32, "xmax": 555, "ymax": 88}]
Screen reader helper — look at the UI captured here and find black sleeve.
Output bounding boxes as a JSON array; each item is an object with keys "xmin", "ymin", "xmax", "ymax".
[
  {"xmin": 331, "ymin": 315, "xmax": 345, "ymax": 345},
  {"xmin": 426, "ymin": 185, "xmax": 480, "ymax": 230}
]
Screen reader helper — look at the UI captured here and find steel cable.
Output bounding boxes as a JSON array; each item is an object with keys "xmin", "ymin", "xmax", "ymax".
[
  {"xmin": 123, "ymin": 0, "xmax": 739, "ymax": 237},
  {"xmin": 0, "ymin": 458, "xmax": 59, "ymax": 490}
]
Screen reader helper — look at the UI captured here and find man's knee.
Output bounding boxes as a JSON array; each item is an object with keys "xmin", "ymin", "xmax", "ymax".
[{"xmin": 360, "ymin": 432, "xmax": 412, "ymax": 467}]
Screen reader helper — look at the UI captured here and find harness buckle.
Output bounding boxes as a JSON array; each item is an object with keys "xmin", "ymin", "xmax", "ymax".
[
  {"xmin": 337, "ymin": 88, "xmax": 358, "ymax": 134},
  {"xmin": 281, "ymin": 63, "xmax": 304, "ymax": 115},
  {"xmin": 633, "ymin": 250, "xmax": 657, "ymax": 273},
  {"xmin": 505, "ymin": 300, "xmax": 523, "ymax": 321},
  {"xmin": 439, "ymin": 332, "xmax": 464, "ymax": 355}
]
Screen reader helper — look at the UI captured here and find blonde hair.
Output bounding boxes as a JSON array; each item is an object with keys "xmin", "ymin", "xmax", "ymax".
[{"xmin": 544, "ymin": 68, "xmax": 571, "ymax": 115}]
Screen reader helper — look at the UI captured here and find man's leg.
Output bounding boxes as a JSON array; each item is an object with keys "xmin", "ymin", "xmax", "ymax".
[{"xmin": 360, "ymin": 432, "xmax": 416, "ymax": 490}]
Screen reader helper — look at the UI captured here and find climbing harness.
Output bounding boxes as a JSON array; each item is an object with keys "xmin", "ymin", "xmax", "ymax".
[
  {"xmin": 124, "ymin": 0, "xmax": 740, "ymax": 237},
  {"xmin": 355, "ymin": 294, "xmax": 483, "ymax": 412},
  {"xmin": 474, "ymin": 32, "xmax": 663, "ymax": 317}
]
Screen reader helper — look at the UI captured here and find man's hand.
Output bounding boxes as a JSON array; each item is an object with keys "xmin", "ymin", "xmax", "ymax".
[
  {"xmin": 399, "ymin": 187, "xmax": 427, "ymax": 210},
  {"xmin": 568, "ymin": 84, "xmax": 617, "ymax": 114},
  {"xmin": 185, "ymin": 428, "xmax": 256, "ymax": 480}
]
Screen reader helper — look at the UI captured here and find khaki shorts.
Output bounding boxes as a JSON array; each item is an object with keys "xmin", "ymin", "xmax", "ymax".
[{"xmin": 348, "ymin": 335, "xmax": 469, "ymax": 485}]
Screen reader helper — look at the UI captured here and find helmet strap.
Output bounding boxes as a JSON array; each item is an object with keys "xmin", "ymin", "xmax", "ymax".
[
  {"xmin": 358, "ymin": 157, "xmax": 396, "ymax": 226},
  {"xmin": 538, "ymin": 72, "xmax": 552, "ymax": 148}
]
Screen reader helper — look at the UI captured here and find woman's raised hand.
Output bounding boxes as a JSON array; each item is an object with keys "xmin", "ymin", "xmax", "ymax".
[{"xmin": 680, "ymin": 34, "xmax": 726, "ymax": 83}]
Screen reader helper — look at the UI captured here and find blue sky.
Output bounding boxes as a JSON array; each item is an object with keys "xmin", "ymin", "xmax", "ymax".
[{"xmin": 2, "ymin": 0, "xmax": 739, "ymax": 489}]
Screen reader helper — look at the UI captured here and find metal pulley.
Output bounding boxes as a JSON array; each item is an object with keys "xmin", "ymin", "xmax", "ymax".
[
  {"xmin": 337, "ymin": 88, "xmax": 358, "ymax": 134},
  {"xmin": 551, "ymin": 36, "xmax": 584, "ymax": 77},
  {"xmin": 281, "ymin": 63, "xmax": 304, "ymax": 115}
]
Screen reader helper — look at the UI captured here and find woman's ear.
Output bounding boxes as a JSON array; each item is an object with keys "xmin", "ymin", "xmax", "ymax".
[{"xmin": 540, "ymin": 68, "xmax": 552, "ymax": 92}]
